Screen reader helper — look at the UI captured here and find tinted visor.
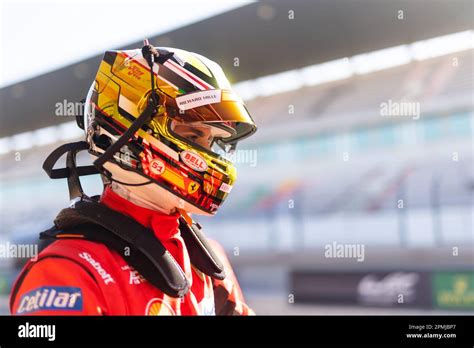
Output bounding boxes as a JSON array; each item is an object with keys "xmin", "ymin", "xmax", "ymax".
[{"xmin": 161, "ymin": 89, "xmax": 257, "ymax": 144}]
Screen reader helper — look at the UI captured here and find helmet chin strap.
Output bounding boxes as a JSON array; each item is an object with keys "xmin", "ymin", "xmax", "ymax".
[{"xmin": 109, "ymin": 182, "xmax": 178, "ymax": 215}]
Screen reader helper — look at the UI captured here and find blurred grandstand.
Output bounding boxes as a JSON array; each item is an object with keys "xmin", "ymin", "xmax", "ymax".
[{"xmin": 0, "ymin": 1, "xmax": 473, "ymax": 314}]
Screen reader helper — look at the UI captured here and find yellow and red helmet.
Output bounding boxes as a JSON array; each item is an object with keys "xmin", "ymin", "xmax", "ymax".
[{"xmin": 84, "ymin": 45, "xmax": 256, "ymax": 215}]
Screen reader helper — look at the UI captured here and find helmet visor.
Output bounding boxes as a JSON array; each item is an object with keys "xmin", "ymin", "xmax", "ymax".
[{"xmin": 162, "ymin": 89, "xmax": 257, "ymax": 144}]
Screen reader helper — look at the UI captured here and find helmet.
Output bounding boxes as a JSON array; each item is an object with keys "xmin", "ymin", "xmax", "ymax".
[{"xmin": 83, "ymin": 44, "xmax": 257, "ymax": 215}]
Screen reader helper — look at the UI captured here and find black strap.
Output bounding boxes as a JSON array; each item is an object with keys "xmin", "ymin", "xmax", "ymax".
[
  {"xmin": 41, "ymin": 224, "xmax": 191, "ymax": 298},
  {"xmin": 43, "ymin": 141, "xmax": 99, "ymax": 179},
  {"xmin": 179, "ymin": 218, "xmax": 225, "ymax": 280},
  {"xmin": 42, "ymin": 141, "xmax": 100, "ymax": 200},
  {"xmin": 93, "ymin": 99, "xmax": 157, "ymax": 171},
  {"xmin": 51, "ymin": 199, "xmax": 189, "ymax": 298},
  {"xmin": 39, "ymin": 199, "xmax": 227, "ymax": 297}
]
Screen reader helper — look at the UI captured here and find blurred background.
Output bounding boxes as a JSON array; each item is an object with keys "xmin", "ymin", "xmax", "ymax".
[{"xmin": 0, "ymin": 0, "xmax": 473, "ymax": 314}]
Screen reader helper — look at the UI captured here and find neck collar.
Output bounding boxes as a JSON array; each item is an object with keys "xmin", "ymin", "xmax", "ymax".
[{"xmin": 101, "ymin": 186, "xmax": 180, "ymax": 241}]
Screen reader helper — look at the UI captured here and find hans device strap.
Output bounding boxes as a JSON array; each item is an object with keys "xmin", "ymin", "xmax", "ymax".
[
  {"xmin": 39, "ymin": 199, "xmax": 225, "ymax": 298},
  {"xmin": 42, "ymin": 141, "xmax": 100, "ymax": 200},
  {"xmin": 178, "ymin": 219, "xmax": 226, "ymax": 280}
]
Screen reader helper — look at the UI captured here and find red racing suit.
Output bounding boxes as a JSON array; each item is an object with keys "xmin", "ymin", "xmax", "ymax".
[{"xmin": 10, "ymin": 188, "xmax": 253, "ymax": 316}]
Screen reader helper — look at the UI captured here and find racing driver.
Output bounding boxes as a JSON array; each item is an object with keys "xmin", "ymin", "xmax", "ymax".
[{"xmin": 9, "ymin": 42, "xmax": 257, "ymax": 316}]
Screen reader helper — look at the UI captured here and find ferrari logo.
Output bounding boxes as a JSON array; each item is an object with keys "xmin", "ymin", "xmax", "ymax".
[{"xmin": 188, "ymin": 181, "xmax": 200, "ymax": 194}]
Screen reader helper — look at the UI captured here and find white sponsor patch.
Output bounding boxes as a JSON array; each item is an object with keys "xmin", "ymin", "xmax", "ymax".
[
  {"xmin": 149, "ymin": 159, "xmax": 166, "ymax": 175},
  {"xmin": 219, "ymin": 182, "xmax": 233, "ymax": 193},
  {"xmin": 175, "ymin": 90, "xmax": 222, "ymax": 111},
  {"xmin": 180, "ymin": 151, "xmax": 208, "ymax": 172}
]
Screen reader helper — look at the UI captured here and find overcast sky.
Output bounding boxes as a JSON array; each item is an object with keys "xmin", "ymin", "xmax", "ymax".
[{"xmin": 0, "ymin": 0, "xmax": 252, "ymax": 87}]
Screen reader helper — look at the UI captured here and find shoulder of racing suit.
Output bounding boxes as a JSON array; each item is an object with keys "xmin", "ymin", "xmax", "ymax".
[{"xmin": 10, "ymin": 238, "xmax": 122, "ymax": 315}]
